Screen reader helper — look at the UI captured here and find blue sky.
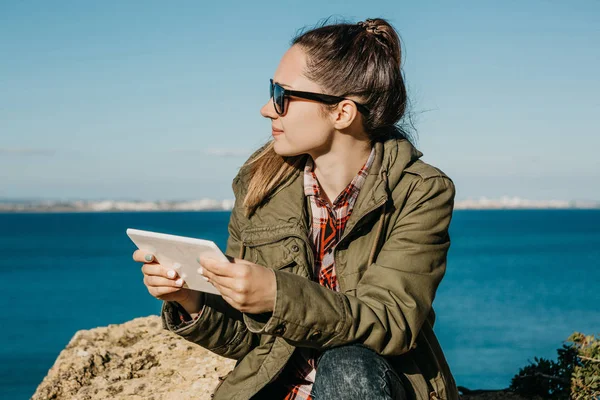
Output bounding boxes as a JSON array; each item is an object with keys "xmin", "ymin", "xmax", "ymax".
[{"xmin": 1, "ymin": 1, "xmax": 599, "ymax": 201}]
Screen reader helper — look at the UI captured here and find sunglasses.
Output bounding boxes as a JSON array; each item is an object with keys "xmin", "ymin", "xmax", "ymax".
[{"xmin": 270, "ymin": 79, "xmax": 370, "ymax": 116}]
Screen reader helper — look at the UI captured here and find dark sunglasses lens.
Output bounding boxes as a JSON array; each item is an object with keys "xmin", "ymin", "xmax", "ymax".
[{"xmin": 274, "ymin": 84, "xmax": 285, "ymax": 114}]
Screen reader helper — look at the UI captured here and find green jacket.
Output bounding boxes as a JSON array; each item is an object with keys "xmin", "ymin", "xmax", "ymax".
[{"xmin": 161, "ymin": 137, "xmax": 459, "ymax": 400}]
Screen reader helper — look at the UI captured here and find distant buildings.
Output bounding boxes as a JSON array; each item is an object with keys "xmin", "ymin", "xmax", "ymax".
[
  {"xmin": 0, "ymin": 199, "xmax": 236, "ymax": 212},
  {"xmin": 454, "ymin": 196, "xmax": 600, "ymax": 210},
  {"xmin": 0, "ymin": 197, "xmax": 598, "ymax": 212}
]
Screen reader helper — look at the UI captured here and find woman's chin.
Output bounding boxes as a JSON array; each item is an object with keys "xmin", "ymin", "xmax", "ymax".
[
  {"xmin": 272, "ymin": 141, "xmax": 294, "ymax": 157},
  {"xmin": 273, "ymin": 139, "xmax": 310, "ymax": 158}
]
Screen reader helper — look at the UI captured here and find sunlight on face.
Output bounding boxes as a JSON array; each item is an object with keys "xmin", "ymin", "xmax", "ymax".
[{"xmin": 260, "ymin": 45, "xmax": 335, "ymax": 158}]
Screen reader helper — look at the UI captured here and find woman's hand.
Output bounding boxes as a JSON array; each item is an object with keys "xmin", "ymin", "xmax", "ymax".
[
  {"xmin": 133, "ymin": 249, "xmax": 197, "ymax": 307},
  {"xmin": 199, "ymin": 257, "xmax": 276, "ymax": 314}
]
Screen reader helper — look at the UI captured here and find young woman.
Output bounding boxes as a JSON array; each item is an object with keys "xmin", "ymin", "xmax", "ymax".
[{"xmin": 134, "ymin": 18, "xmax": 459, "ymax": 400}]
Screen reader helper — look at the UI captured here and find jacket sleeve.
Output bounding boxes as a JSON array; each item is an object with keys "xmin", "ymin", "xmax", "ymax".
[
  {"xmin": 242, "ymin": 175, "xmax": 455, "ymax": 356},
  {"xmin": 160, "ymin": 173, "xmax": 261, "ymax": 360}
]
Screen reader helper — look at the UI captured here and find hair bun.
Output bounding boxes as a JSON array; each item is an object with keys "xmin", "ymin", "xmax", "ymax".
[
  {"xmin": 357, "ymin": 19, "xmax": 383, "ymax": 36},
  {"xmin": 357, "ymin": 18, "xmax": 401, "ymax": 65}
]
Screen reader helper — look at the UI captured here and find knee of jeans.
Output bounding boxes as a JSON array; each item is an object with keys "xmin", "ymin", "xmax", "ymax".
[{"xmin": 316, "ymin": 344, "xmax": 387, "ymax": 379}]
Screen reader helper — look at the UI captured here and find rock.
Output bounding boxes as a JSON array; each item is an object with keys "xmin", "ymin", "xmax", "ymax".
[
  {"xmin": 33, "ymin": 316, "xmax": 538, "ymax": 399},
  {"xmin": 32, "ymin": 316, "xmax": 236, "ymax": 400}
]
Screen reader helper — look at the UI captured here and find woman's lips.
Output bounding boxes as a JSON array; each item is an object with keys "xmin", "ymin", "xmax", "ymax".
[{"xmin": 272, "ymin": 127, "xmax": 284, "ymax": 136}]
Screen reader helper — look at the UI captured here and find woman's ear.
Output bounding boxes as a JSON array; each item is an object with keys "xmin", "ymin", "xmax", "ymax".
[{"xmin": 331, "ymin": 99, "xmax": 359, "ymax": 130}]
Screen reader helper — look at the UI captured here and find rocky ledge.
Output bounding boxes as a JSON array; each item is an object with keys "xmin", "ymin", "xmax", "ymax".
[
  {"xmin": 32, "ymin": 315, "xmax": 531, "ymax": 400},
  {"xmin": 32, "ymin": 316, "xmax": 236, "ymax": 400}
]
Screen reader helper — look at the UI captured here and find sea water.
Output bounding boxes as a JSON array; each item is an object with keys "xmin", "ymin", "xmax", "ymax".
[{"xmin": 1, "ymin": 210, "xmax": 598, "ymax": 399}]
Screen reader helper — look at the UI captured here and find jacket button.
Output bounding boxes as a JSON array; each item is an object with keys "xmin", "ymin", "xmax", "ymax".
[
  {"xmin": 273, "ymin": 323, "xmax": 286, "ymax": 335},
  {"xmin": 291, "ymin": 245, "xmax": 300, "ymax": 252},
  {"xmin": 308, "ymin": 330, "xmax": 322, "ymax": 341}
]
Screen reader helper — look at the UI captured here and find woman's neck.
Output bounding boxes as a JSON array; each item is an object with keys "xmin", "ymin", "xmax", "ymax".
[{"xmin": 310, "ymin": 136, "xmax": 372, "ymax": 205}]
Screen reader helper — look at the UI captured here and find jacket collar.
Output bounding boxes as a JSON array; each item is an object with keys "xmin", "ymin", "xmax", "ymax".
[
  {"xmin": 343, "ymin": 137, "xmax": 423, "ymax": 233},
  {"xmin": 245, "ymin": 137, "xmax": 423, "ymax": 238}
]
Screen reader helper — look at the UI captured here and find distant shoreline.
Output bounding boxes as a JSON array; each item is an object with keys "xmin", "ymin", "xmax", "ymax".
[
  {"xmin": 2, "ymin": 209, "xmax": 599, "ymax": 214},
  {"xmin": 0, "ymin": 209, "xmax": 235, "ymax": 214},
  {"xmin": 1, "ymin": 197, "xmax": 599, "ymax": 213},
  {"xmin": 1, "ymin": 201, "xmax": 599, "ymax": 213},
  {"xmin": 0, "ymin": 199, "xmax": 236, "ymax": 213}
]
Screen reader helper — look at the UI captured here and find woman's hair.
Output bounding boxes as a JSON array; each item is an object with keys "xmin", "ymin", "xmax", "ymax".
[{"xmin": 242, "ymin": 17, "xmax": 413, "ymax": 217}]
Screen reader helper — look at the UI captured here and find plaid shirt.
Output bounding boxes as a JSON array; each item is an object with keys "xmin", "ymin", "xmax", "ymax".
[{"xmin": 279, "ymin": 147, "xmax": 375, "ymax": 400}]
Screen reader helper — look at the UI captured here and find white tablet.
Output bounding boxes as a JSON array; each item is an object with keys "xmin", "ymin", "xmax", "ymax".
[{"xmin": 126, "ymin": 228, "xmax": 229, "ymax": 295}]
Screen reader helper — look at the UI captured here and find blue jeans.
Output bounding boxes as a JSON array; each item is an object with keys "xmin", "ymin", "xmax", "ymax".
[
  {"xmin": 252, "ymin": 344, "xmax": 407, "ymax": 400},
  {"xmin": 312, "ymin": 344, "xmax": 407, "ymax": 400}
]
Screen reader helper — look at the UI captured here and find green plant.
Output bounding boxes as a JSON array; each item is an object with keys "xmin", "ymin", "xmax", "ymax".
[
  {"xmin": 568, "ymin": 332, "xmax": 600, "ymax": 400},
  {"xmin": 509, "ymin": 332, "xmax": 599, "ymax": 399},
  {"xmin": 509, "ymin": 345, "xmax": 575, "ymax": 399}
]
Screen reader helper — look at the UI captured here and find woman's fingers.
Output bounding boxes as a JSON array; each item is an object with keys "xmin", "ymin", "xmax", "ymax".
[
  {"xmin": 144, "ymin": 275, "xmax": 184, "ymax": 288},
  {"xmin": 150, "ymin": 285, "xmax": 185, "ymax": 298},
  {"xmin": 141, "ymin": 262, "xmax": 180, "ymax": 280},
  {"xmin": 134, "ymin": 250, "xmax": 181, "ymax": 280},
  {"xmin": 133, "ymin": 249, "xmax": 154, "ymax": 263},
  {"xmin": 205, "ymin": 275, "xmax": 239, "ymax": 302},
  {"xmin": 143, "ymin": 272, "xmax": 188, "ymax": 302},
  {"xmin": 133, "ymin": 250, "xmax": 191, "ymax": 303},
  {"xmin": 201, "ymin": 266, "xmax": 230, "ymax": 285}
]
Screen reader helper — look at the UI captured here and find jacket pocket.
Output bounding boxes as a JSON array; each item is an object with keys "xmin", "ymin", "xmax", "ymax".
[
  {"xmin": 244, "ymin": 240, "xmax": 296, "ymax": 269},
  {"xmin": 242, "ymin": 231, "xmax": 307, "ymax": 272}
]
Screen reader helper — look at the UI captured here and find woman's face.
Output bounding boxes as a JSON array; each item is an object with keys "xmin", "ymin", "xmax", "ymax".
[{"xmin": 260, "ymin": 45, "xmax": 335, "ymax": 157}]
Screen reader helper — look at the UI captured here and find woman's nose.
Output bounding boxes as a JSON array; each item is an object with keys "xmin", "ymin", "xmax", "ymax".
[{"xmin": 260, "ymin": 99, "xmax": 278, "ymax": 119}]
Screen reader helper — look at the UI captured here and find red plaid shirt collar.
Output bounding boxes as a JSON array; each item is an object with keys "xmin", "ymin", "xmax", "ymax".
[{"xmin": 303, "ymin": 148, "xmax": 375, "ymax": 207}]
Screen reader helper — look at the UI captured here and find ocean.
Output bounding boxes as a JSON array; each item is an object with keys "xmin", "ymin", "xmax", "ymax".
[{"xmin": 1, "ymin": 210, "xmax": 599, "ymax": 399}]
